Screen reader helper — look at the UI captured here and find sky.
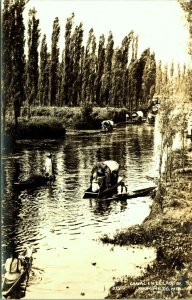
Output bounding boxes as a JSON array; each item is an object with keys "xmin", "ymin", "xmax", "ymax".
[{"xmin": 23, "ymin": 0, "xmax": 192, "ymax": 66}]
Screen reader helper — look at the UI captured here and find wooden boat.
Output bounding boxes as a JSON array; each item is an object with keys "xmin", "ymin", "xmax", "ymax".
[
  {"xmin": 84, "ymin": 185, "xmax": 156, "ymax": 200},
  {"xmin": 14, "ymin": 174, "xmax": 53, "ymax": 190},
  {"xmin": 83, "ymin": 176, "xmax": 124, "ymax": 199},
  {"xmin": 2, "ymin": 247, "xmax": 33, "ymax": 299}
]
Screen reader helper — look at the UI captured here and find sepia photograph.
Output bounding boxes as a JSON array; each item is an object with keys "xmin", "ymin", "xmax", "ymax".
[{"xmin": 1, "ymin": 0, "xmax": 192, "ymax": 299}]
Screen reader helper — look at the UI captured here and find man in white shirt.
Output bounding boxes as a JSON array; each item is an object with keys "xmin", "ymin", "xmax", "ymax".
[{"xmin": 44, "ymin": 153, "xmax": 53, "ymax": 180}]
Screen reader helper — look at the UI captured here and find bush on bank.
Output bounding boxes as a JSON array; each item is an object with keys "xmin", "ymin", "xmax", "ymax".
[{"xmin": 15, "ymin": 117, "xmax": 66, "ymax": 139}]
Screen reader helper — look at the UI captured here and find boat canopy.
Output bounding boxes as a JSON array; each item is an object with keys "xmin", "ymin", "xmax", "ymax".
[
  {"xmin": 101, "ymin": 120, "xmax": 114, "ymax": 126},
  {"xmin": 103, "ymin": 160, "xmax": 119, "ymax": 172}
]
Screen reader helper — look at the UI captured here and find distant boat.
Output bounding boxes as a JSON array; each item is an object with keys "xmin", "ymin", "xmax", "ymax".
[
  {"xmin": 147, "ymin": 112, "xmax": 156, "ymax": 124},
  {"xmin": 126, "ymin": 111, "xmax": 144, "ymax": 124},
  {"xmin": 13, "ymin": 174, "xmax": 53, "ymax": 190},
  {"xmin": 101, "ymin": 120, "xmax": 114, "ymax": 132}
]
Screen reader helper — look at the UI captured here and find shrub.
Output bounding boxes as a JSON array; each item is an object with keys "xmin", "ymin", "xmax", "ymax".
[{"xmin": 16, "ymin": 117, "xmax": 65, "ymax": 139}]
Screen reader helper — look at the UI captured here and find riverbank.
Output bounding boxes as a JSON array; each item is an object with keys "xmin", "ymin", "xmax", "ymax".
[
  {"xmin": 101, "ymin": 146, "xmax": 192, "ymax": 299},
  {"xmin": 4, "ymin": 106, "xmax": 127, "ymax": 139}
]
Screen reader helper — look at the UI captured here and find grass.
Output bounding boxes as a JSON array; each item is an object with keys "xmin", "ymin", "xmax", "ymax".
[{"xmin": 4, "ymin": 105, "xmax": 128, "ymax": 138}]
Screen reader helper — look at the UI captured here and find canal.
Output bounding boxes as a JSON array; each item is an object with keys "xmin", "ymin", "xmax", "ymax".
[{"xmin": 2, "ymin": 123, "xmax": 158, "ymax": 299}]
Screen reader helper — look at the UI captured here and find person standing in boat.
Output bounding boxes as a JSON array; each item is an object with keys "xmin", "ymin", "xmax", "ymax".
[
  {"xmin": 90, "ymin": 161, "xmax": 119, "ymax": 192},
  {"xmin": 44, "ymin": 153, "xmax": 54, "ymax": 181}
]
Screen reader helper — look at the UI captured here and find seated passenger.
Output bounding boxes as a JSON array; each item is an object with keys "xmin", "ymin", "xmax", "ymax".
[{"xmin": 4, "ymin": 251, "xmax": 24, "ymax": 280}]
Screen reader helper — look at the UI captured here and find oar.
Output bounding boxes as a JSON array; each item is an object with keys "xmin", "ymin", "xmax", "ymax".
[
  {"xmin": 2, "ymin": 270, "xmax": 25, "ymax": 296},
  {"xmin": 132, "ymin": 186, "xmax": 156, "ymax": 194}
]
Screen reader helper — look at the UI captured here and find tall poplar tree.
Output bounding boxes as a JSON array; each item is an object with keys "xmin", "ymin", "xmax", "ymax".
[
  {"xmin": 69, "ymin": 23, "xmax": 84, "ymax": 106},
  {"xmin": 49, "ymin": 17, "xmax": 60, "ymax": 106},
  {"xmin": 121, "ymin": 31, "xmax": 133, "ymax": 106},
  {"xmin": 141, "ymin": 51, "xmax": 156, "ymax": 107},
  {"xmin": 95, "ymin": 34, "xmax": 105, "ymax": 106},
  {"xmin": 39, "ymin": 34, "xmax": 50, "ymax": 106},
  {"xmin": 26, "ymin": 8, "xmax": 40, "ymax": 107},
  {"xmin": 101, "ymin": 31, "xmax": 114, "ymax": 106},
  {"xmin": 82, "ymin": 28, "xmax": 97, "ymax": 103},
  {"xmin": 2, "ymin": 0, "xmax": 26, "ymax": 130},
  {"xmin": 110, "ymin": 48, "xmax": 122, "ymax": 107},
  {"xmin": 128, "ymin": 60, "xmax": 138, "ymax": 111},
  {"xmin": 62, "ymin": 13, "xmax": 74, "ymax": 105},
  {"xmin": 155, "ymin": 60, "xmax": 163, "ymax": 95},
  {"xmin": 135, "ymin": 48, "xmax": 151, "ymax": 108}
]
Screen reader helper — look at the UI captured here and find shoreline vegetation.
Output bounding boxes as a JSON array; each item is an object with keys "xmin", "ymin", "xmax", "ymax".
[
  {"xmin": 4, "ymin": 106, "xmax": 128, "ymax": 140},
  {"xmin": 100, "ymin": 146, "xmax": 192, "ymax": 299}
]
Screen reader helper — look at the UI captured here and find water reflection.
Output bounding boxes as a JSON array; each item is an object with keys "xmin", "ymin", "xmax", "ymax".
[
  {"xmin": 2, "ymin": 125, "xmax": 158, "ymax": 298},
  {"xmin": 89, "ymin": 199, "xmax": 128, "ymax": 216}
]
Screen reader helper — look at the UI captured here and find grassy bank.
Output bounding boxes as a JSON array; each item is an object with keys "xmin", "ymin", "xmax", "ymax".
[
  {"xmin": 4, "ymin": 106, "xmax": 127, "ymax": 139},
  {"xmin": 28, "ymin": 105, "xmax": 127, "ymax": 129},
  {"xmin": 4, "ymin": 117, "xmax": 65, "ymax": 140},
  {"xmin": 101, "ymin": 146, "xmax": 192, "ymax": 299}
]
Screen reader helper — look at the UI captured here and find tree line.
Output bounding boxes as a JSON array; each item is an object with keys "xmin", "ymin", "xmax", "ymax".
[{"xmin": 2, "ymin": 0, "xmax": 191, "ymax": 129}]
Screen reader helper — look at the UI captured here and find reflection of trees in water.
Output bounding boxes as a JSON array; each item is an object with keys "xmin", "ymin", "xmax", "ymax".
[
  {"xmin": 90, "ymin": 199, "xmax": 112, "ymax": 215},
  {"xmin": 89, "ymin": 199, "xmax": 127, "ymax": 216},
  {"xmin": 127, "ymin": 126, "xmax": 154, "ymax": 165},
  {"xmin": 2, "ymin": 159, "xmax": 22, "ymax": 260},
  {"xmin": 76, "ymin": 133, "xmax": 128, "ymax": 174}
]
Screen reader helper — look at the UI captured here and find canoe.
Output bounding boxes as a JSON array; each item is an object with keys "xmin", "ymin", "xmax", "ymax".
[
  {"xmin": 84, "ymin": 186, "xmax": 156, "ymax": 201},
  {"xmin": 83, "ymin": 177, "xmax": 124, "ymax": 199},
  {"xmin": 2, "ymin": 248, "xmax": 33, "ymax": 299},
  {"xmin": 14, "ymin": 174, "xmax": 53, "ymax": 190}
]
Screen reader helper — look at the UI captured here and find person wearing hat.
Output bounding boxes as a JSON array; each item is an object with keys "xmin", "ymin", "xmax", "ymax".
[{"xmin": 44, "ymin": 153, "xmax": 54, "ymax": 181}]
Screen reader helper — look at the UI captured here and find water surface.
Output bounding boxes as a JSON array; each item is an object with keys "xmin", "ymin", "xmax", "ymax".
[{"xmin": 2, "ymin": 124, "xmax": 157, "ymax": 299}]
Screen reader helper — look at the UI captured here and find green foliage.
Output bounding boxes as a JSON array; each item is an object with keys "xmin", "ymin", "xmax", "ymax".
[{"xmin": 75, "ymin": 102, "xmax": 95, "ymax": 129}]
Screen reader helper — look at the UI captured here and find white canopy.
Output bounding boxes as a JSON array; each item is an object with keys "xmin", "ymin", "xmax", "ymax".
[
  {"xmin": 104, "ymin": 160, "xmax": 119, "ymax": 172},
  {"xmin": 101, "ymin": 120, "xmax": 114, "ymax": 126}
]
